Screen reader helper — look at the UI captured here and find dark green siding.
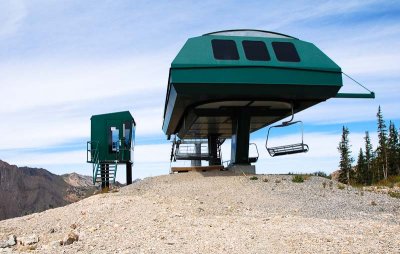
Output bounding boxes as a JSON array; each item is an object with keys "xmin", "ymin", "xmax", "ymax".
[{"xmin": 90, "ymin": 111, "xmax": 135, "ymax": 162}]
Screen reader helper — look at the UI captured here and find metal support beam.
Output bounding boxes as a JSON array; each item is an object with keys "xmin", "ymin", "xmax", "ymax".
[
  {"xmin": 105, "ymin": 164, "xmax": 109, "ymax": 189},
  {"xmin": 101, "ymin": 164, "xmax": 110, "ymax": 190},
  {"xmin": 335, "ymin": 92, "xmax": 375, "ymax": 99},
  {"xmin": 101, "ymin": 164, "xmax": 106, "ymax": 189},
  {"xmin": 231, "ymin": 111, "xmax": 251, "ymax": 165},
  {"xmin": 126, "ymin": 162, "xmax": 132, "ymax": 185},
  {"xmin": 191, "ymin": 143, "xmax": 202, "ymax": 166},
  {"xmin": 193, "ymin": 107, "xmax": 290, "ymax": 117},
  {"xmin": 208, "ymin": 134, "xmax": 220, "ymax": 165}
]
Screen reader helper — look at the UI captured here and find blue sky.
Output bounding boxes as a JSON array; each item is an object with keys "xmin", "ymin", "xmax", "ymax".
[{"xmin": 0, "ymin": 0, "xmax": 399, "ymax": 182}]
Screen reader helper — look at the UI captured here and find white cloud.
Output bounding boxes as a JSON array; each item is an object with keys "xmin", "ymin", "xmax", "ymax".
[
  {"xmin": 0, "ymin": 54, "xmax": 171, "ymax": 150},
  {"xmin": 239, "ymin": 0, "xmax": 382, "ymax": 33},
  {"xmin": 0, "ymin": 0, "xmax": 26, "ymax": 38},
  {"xmin": 0, "ymin": 56, "xmax": 170, "ymax": 114}
]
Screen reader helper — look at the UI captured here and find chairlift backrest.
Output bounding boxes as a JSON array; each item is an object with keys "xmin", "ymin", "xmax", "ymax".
[{"xmin": 249, "ymin": 143, "xmax": 259, "ymax": 163}]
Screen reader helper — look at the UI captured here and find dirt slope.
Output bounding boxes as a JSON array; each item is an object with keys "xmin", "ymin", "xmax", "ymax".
[{"xmin": 0, "ymin": 171, "xmax": 399, "ymax": 253}]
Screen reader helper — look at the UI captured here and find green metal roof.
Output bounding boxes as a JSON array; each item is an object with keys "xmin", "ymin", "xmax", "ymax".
[
  {"xmin": 91, "ymin": 111, "xmax": 136, "ymax": 126},
  {"xmin": 171, "ymin": 34, "xmax": 341, "ymax": 73},
  {"xmin": 162, "ymin": 30, "xmax": 344, "ymax": 137}
]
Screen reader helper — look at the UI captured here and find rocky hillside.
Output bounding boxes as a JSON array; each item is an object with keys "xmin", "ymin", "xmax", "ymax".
[
  {"xmin": 0, "ymin": 160, "xmax": 97, "ymax": 221},
  {"xmin": 62, "ymin": 173, "xmax": 97, "ymax": 203},
  {"xmin": 0, "ymin": 171, "xmax": 399, "ymax": 253}
]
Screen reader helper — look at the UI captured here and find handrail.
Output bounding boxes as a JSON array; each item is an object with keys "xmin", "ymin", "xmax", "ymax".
[
  {"xmin": 87, "ymin": 141, "xmax": 100, "ymax": 184},
  {"xmin": 203, "ymin": 29, "xmax": 298, "ymax": 39},
  {"xmin": 113, "ymin": 160, "xmax": 118, "ymax": 184}
]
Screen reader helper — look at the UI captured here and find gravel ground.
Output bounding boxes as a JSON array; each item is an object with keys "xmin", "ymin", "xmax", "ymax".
[{"xmin": 1, "ymin": 171, "xmax": 399, "ymax": 253}]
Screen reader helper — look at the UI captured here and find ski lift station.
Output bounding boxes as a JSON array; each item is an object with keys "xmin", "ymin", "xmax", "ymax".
[
  {"xmin": 163, "ymin": 29, "xmax": 374, "ymax": 173},
  {"xmin": 87, "ymin": 111, "xmax": 136, "ymax": 189}
]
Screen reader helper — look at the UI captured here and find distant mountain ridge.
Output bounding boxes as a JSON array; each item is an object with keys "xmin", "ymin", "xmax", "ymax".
[{"xmin": 0, "ymin": 160, "xmax": 97, "ymax": 221}]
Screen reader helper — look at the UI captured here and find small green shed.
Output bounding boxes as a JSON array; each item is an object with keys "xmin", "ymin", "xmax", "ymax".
[{"xmin": 87, "ymin": 111, "xmax": 136, "ymax": 189}]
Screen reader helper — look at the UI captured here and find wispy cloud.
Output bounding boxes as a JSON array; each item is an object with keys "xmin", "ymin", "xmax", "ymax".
[{"xmin": 0, "ymin": 1, "xmax": 27, "ymax": 39}]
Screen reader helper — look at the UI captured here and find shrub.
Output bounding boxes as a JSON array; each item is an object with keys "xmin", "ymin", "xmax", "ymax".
[
  {"xmin": 292, "ymin": 175, "xmax": 304, "ymax": 183},
  {"xmin": 376, "ymin": 176, "xmax": 400, "ymax": 188},
  {"xmin": 313, "ymin": 171, "xmax": 328, "ymax": 178},
  {"xmin": 388, "ymin": 191, "xmax": 400, "ymax": 199},
  {"xmin": 262, "ymin": 178, "xmax": 269, "ymax": 182},
  {"xmin": 249, "ymin": 176, "xmax": 258, "ymax": 180},
  {"xmin": 337, "ymin": 184, "xmax": 345, "ymax": 190},
  {"xmin": 322, "ymin": 182, "xmax": 327, "ymax": 188}
]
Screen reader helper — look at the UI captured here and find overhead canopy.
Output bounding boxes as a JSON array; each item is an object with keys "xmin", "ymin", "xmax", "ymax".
[{"xmin": 163, "ymin": 30, "xmax": 342, "ymax": 139}]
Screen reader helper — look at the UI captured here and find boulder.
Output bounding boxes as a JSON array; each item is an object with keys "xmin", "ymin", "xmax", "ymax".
[
  {"xmin": 62, "ymin": 232, "xmax": 79, "ymax": 245},
  {"xmin": 18, "ymin": 234, "xmax": 39, "ymax": 246}
]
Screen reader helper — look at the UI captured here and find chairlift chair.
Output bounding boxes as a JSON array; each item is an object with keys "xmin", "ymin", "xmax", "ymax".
[
  {"xmin": 265, "ymin": 105, "xmax": 309, "ymax": 157},
  {"xmin": 249, "ymin": 143, "xmax": 259, "ymax": 163}
]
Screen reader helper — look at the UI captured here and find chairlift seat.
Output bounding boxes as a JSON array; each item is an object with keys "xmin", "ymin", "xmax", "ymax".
[
  {"xmin": 267, "ymin": 143, "xmax": 309, "ymax": 157},
  {"xmin": 265, "ymin": 104, "xmax": 309, "ymax": 157},
  {"xmin": 174, "ymin": 153, "xmax": 211, "ymax": 161},
  {"xmin": 249, "ymin": 157, "xmax": 258, "ymax": 163}
]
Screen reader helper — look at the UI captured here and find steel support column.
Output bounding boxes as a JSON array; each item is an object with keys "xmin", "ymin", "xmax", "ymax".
[
  {"xmin": 191, "ymin": 143, "xmax": 202, "ymax": 166},
  {"xmin": 231, "ymin": 111, "xmax": 251, "ymax": 165},
  {"xmin": 208, "ymin": 134, "xmax": 220, "ymax": 165},
  {"xmin": 101, "ymin": 164, "xmax": 106, "ymax": 189},
  {"xmin": 126, "ymin": 162, "xmax": 132, "ymax": 185},
  {"xmin": 105, "ymin": 164, "xmax": 110, "ymax": 189},
  {"xmin": 101, "ymin": 164, "xmax": 110, "ymax": 190}
]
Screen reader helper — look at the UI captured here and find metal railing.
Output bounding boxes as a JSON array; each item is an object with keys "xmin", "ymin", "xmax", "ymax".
[
  {"xmin": 175, "ymin": 142, "xmax": 210, "ymax": 160},
  {"xmin": 87, "ymin": 141, "xmax": 100, "ymax": 183}
]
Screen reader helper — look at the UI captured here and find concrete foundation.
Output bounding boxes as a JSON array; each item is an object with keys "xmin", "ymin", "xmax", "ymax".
[{"xmin": 227, "ymin": 164, "xmax": 256, "ymax": 174}]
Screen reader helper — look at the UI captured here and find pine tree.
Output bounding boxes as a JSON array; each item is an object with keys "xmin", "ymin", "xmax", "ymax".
[
  {"xmin": 364, "ymin": 131, "xmax": 374, "ymax": 184},
  {"xmin": 387, "ymin": 121, "xmax": 399, "ymax": 176},
  {"xmin": 398, "ymin": 127, "xmax": 400, "ymax": 175},
  {"xmin": 338, "ymin": 126, "xmax": 354, "ymax": 184},
  {"xmin": 376, "ymin": 106, "xmax": 388, "ymax": 180},
  {"xmin": 356, "ymin": 148, "xmax": 367, "ymax": 184}
]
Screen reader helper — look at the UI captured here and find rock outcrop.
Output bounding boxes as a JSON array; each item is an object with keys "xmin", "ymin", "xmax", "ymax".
[{"xmin": 0, "ymin": 160, "xmax": 96, "ymax": 220}]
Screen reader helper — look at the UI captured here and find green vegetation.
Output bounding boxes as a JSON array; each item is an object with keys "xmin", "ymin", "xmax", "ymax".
[
  {"xmin": 313, "ymin": 171, "xmax": 330, "ymax": 178},
  {"xmin": 338, "ymin": 106, "xmax": 400, "ymax": 186},
  {"xmin": 337, "ymin": 184, "xmax": 345, "ymax": 190},
  {"xmin": 292, "ymin": 175, "xmax": 305, "ymax": 183},
  {"xmin": 376, "ymin": 175, "xmax": 400, "ymax": 188},
  {"xmin": 249, "ymin": 176, "xmax": 258, "ymax": 180},
  {"xmin": 337, "ymin": 126, "xmax": 354, "ymax": 184},
  {"xmin": 388, "ymin": 191, "xmax": 400, "ymax": 199}
]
